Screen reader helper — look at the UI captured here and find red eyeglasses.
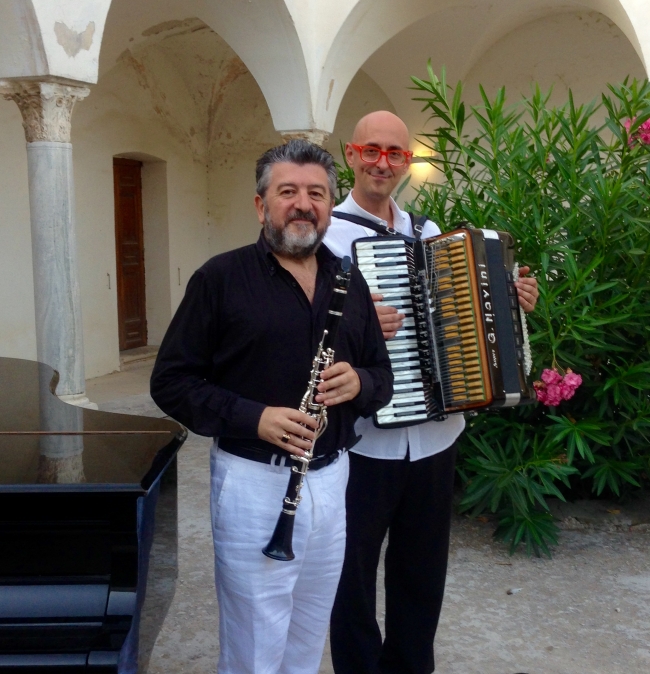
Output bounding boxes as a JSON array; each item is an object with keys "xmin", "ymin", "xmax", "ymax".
[{"xmin": 350, "ymin": 144, "xmax": 413, "ymax": 167}]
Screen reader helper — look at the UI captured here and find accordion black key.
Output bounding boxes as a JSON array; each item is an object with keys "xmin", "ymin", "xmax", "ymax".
[{"xmin": 353, "ymin": 227, "xmax": 535, "ymax": 429}]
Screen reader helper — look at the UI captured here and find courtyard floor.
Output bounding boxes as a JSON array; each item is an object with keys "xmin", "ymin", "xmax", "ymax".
[{"xmin": 87, "ymin": 361, "xmax": 650, "ymax": 674}]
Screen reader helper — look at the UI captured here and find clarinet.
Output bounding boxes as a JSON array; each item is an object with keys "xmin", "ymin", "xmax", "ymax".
[{"xmin": 262, "ymin": 256, "xmax": 352, "ymax": 561}]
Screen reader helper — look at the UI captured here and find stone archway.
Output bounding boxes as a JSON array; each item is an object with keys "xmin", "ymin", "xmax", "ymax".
[{"xmin": 315, "ymin": 0, "xmax": 650, "ymax": 134}]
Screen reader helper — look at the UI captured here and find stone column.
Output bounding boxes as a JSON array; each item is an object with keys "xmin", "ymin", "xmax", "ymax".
[
  {"xmin": 1, "ymin": 80, "xmax": 95, "ymax": 408},
  {"xmin": 37, "ymin": 365, "xmax": 85, "ymax": 484},
  {"xmin": 280, "ymin": 129, "xmax": 330, "ymax": 147}
]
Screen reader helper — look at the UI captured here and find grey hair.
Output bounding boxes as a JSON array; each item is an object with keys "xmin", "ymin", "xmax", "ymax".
[{"xmin": 256, "ymin": 139, "xmax": 337, "ymax": 200}]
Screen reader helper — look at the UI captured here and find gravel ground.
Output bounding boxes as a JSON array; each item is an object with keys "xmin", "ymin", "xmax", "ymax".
[{"xmin": 99, "ymin": 393, "xmax": 650, "ymax": 674}]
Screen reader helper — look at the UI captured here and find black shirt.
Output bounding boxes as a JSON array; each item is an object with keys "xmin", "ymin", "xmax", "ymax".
[{"xmin": 150, "ymin": 232, "xmax": 393, "ymax": 458}]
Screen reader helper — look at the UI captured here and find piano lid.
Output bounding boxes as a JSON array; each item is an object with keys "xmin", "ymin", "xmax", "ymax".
[{"xmin": 0, "ymin": 358, "xmax": 187, "ymax": 493}]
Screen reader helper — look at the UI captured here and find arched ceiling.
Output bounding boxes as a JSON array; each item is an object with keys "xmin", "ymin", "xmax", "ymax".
[
  {"xmin": 98, "ymin": 0, "xmax": 314, "ymax": 133},
  {"xmin": 101, "ymin": 18, "xmax": 278, "ymax": 161},
  {"xmin": 0, "ymin": 0, "xmax": 313, "ymax": 133},
  {"xmin": 358, "ymin": 5, "xmax": 646, "ymax": 141},
  {"xmin": 1, "ymin": 0, "xmax": 648, "ymax": 137},
  {"xmin": 318, "ymin": 0, "xmax": 649, "ymax": 132}
]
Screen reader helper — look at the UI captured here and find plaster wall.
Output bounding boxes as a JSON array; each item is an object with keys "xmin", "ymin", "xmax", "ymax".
[
  {"xmin": 99, "ymin": 0, "xmax": 313, "ymax": 134},
  {"xmin": 364, "ymin": 9, "xmax": 645, "ymax": 139},
  {"xmin": 0, "ymin": 1, "xmax": 47, "ymax": 79},
  {"xmin": 2, "ymin": 0, "xmax": 649, "ymax": 135},
  {"xmin": 29, "ymin": 0, "xmax": 111, "ymax": 83},
  {"xmin": 361, "ymin": 9, "xmax": 646, "ymax": 204},
  {"xmin": 283, "ymin": 0, "xmax": 357, "ymax": 116},
  {"xmin": 326, "ymin": 70, "xmax": 397, "ymax": 157},
  {"xmin": 206, "ymin": 68, "xmax": 397, "ymax": 257},
  {"xmin": 0, "ymin": 102, "xmax": 37, "ymax": 361},
  {"xmin": 463, "ymin": 11, "xmax": 647, "ymax": 107},
  {"xmin": 0, "ymin": 0, "xmax": 111, "ymax": 83},
  {"xmin": 71, "ymin": 46, "xmax": 209, "ymax": 378}
]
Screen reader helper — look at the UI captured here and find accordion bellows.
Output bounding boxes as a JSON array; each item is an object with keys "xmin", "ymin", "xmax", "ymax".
[{"xmin": 353, "ymin": 227, "xmax": 535, "ymax": 429}]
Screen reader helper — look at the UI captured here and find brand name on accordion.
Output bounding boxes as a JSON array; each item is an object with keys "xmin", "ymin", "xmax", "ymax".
[{"xmin": 479, "ymin": 266, "xmax": 498, "ymax": 355}]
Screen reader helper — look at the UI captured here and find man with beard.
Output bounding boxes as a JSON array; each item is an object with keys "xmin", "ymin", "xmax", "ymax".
[
  {"xmin": 325, "ymin": 111, "xmax": 538, "ymax": 674},
  {"xmin": 150, "ymin": 140, "xmax": 392, "ymax": 674}
]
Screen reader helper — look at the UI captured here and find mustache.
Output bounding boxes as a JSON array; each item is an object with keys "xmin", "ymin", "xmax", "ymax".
[{"xmin": 286, "ymin": 209, "xmax": 318, "ymax": 226}]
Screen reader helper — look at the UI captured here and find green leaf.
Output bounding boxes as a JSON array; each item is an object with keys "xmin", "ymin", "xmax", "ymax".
[{"xmin": 406, "ymin": 68, "xmax": 650, "ymax": 554}]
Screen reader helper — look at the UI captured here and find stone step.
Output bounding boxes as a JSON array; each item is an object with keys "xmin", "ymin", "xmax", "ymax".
[{"xmin": 119, "ymin": 345, "xmax": 159, "ymax": 368}]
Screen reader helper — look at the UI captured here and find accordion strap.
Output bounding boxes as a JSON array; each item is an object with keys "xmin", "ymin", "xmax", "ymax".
[
  {"xmin": 409, "ymin": 212, "xmax": 428, "ymax": 241},
  {"xmin": 332, "ymin": 210, "xmax": 428, "ymax": 241},
  {"xmin": 332, "ymin": 210, "xmax": 398, "ymax": 236}
]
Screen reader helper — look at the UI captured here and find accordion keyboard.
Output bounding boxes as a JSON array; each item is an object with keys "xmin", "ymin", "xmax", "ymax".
[
  {"xmin": 354, "ymin": 239, "xmax": 433, "ymax": 426},
  {"xmin": 429, "ymin": 234, "xmax": 491, "ymax": 411}
]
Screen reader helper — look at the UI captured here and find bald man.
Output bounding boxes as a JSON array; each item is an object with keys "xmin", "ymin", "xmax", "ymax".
[{"xmin": 324, "ymin": 111, "xmax": 538, "ymax": 674}]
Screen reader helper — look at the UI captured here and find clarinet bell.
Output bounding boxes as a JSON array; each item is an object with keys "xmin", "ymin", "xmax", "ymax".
[{"xmin": 262, "ymin": 512, "xmax": 296, "ymax": 561}]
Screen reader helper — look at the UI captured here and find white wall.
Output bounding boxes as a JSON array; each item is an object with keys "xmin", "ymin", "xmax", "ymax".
[
  {"xmin": 72, "ymin": 38, "xmax": 210, "ymax": 378},
  {"xmin": 363, "ymin": 8, "xmax": 646, "ymax": 138},
  {"xmin": 206, "ymin": 69, "xmax": 280, "ymax": 257},
  {"xmin": 326, "ymin": 70, "xmax": 397, "ymax": 158},
  {"xmin": 206, "ymin": 48, "xmax": 398, "ymax": 257},
  {"xmin": 0, "ymin": 102, "xmax": 36, "ymax": 361},
  {"xmin": 463, "ymin": 11, "xmax": 647, "ymax": 107},
  {"xmin": 360, "ymin": 8, "xmax": 646, "ymax": 204},
  {"xmin": 0, "ymin": 0, "xmax": 111, "ymax": 83}
]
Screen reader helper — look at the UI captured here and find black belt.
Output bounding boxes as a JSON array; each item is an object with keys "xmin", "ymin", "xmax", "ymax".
[{"xmin": 219, "ymin": 444, "xmax": 344, "ymax": 471}]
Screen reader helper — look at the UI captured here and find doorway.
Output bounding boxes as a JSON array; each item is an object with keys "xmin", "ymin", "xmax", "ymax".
[{"xmin": 113, "ymin": 158, "xmax": 147, "ymax": 350}]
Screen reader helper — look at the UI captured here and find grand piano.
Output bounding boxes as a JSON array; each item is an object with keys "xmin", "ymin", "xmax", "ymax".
[{"xmin": 0, "ymin": 357, "xmax": 187, "ymax": 673}]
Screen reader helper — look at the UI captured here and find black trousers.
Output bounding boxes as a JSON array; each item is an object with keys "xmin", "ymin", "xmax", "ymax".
[{"xmin": 330, "ymin": 443, "xmax": 457, "ymax": 674}]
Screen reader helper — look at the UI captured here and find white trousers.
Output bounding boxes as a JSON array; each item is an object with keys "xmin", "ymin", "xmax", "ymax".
[{"xmin": 210, "ymin": 444, "xmax": 349, "ymax": 674}]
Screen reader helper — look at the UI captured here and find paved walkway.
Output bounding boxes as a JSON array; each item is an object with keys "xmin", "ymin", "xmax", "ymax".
[{"xmin": 87, "ymin": 364, "xmax": 650, "ymax": 674}]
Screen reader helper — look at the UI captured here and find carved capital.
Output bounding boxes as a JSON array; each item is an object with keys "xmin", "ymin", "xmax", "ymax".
[
  {"xmin": 0, "ymin": 80, "xmax": 90, "ymax": 143},
  {"xmin": 280, "ymin": 129, "xmax": 330, "ymax": 147}
]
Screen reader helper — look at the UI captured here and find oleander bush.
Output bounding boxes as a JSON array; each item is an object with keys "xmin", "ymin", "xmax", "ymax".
[{"xmin": 404, "ymin": 67, "xmax": 650, "ymax": 555}]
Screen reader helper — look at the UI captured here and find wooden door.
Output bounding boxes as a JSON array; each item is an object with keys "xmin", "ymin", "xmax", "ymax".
[{"xmin": 113, "ymin": 158, "xmax": 147, "ymax": 350}]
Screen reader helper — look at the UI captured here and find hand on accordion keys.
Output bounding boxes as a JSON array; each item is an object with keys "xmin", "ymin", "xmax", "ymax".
[
  {"xmin": 371, "ymin": 293, "xmax": 406, "ymax": 339},
  {"xmin": 371, "ymin": 272, "xmax": 537, "ymax": 327},
  {"xmin": 514, "ymin": 266, "xmax": 539, "ymax": 313}
]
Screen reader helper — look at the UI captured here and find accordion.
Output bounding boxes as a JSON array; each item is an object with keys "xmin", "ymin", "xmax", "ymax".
[{"xmin": 353, "ymin": 227, "xmax": 535, "ymax": 428}]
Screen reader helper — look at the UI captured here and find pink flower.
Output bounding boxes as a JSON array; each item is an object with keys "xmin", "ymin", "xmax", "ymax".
[
  {"xmin": 534, "ymin": 383, "xmax": 548, "ymax": 404},
  {"xmin": 545, "ymin": 384, "xmax": 563, "ymax": 407},
  {"xmin": 541, "ymin": 368, "xmax": 563, "ymax": 385},
  {"xmin": 563, "ymin": 370, "xmax": 582, "ymax": 389},
  {"xmin": 560, "ymin": 382, "xmax": 577, "ymax": 400},
  {"xmin": 534, "ymin": 366, "xmax": 582, "ymax": 406},
  {"xmin": 624, "ymin": 117, "xmax": 650, "ymax": 146}
]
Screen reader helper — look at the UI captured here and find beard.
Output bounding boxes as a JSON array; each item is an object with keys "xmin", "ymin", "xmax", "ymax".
[{"xmin": 263, "ymin": 208, "xmax": 327, "ymax": 259}]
